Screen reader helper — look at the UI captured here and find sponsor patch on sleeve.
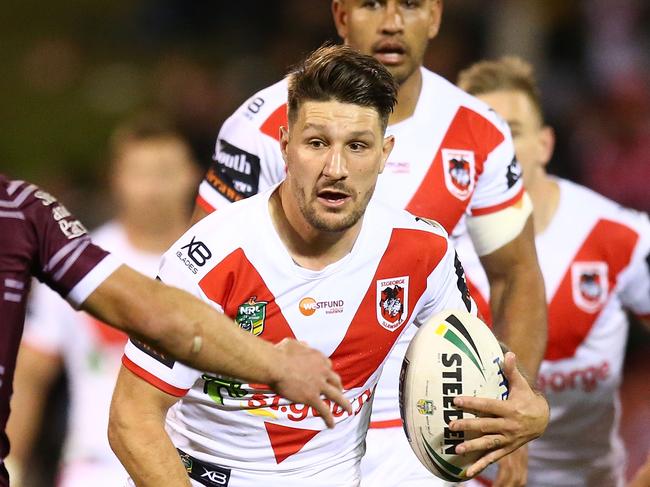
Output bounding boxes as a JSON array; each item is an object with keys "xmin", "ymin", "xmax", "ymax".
[{"xmin": 206, "ymin": 139, "xmax": 261, "ymax": 202}]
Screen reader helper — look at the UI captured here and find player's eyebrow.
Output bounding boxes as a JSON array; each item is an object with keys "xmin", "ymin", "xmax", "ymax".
[{"xmin": 302, "ymin": 123, "xmax": 375, "ymax": 139}]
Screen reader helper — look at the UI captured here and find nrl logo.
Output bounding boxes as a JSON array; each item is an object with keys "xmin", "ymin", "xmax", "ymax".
[
  {"xmin": 376, "ymin": 276, "xmax": 409, "ymax": 331},
  {"xmin": 571, "ymin": 262, "xmax": 609, "ymax": 313},
  {"xmin": 442, "ymin": 149, "xmax": 475, "ymax": 200},
  {"xmin": 235, "ymin": 296, "xmax": 268, "ymax": 336}
]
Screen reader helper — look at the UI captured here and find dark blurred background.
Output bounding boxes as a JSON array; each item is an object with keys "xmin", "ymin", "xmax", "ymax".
[{"xmin": 1, "ymin": 0, "xmax": 648, "ymax": 484}]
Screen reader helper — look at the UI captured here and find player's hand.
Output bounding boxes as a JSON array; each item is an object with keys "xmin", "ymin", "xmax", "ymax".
[
  {"xmin": 270, "ymin": 338, "xmax": 352, "ymax": 429},
  {"xmin": 448, "ymin": 352, "xmax": 549, "ymax": 478},
  {"xmin": 493, "ymin": 444, "xmax": 528, "ymax": 487}
]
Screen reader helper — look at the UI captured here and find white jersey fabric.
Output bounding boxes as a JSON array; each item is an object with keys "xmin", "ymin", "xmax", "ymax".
[
  {"xmin": 123, "ymin": 186, "xmax": 474, "ymax": 487},
  {"xmin": 195, "ymin": 67, "xmax": 523, "ymax": 486},
  {"xmin": 23, "ymin": 222, "xmax": 161, "ymax": 487},
  {"xmin": 457, "ymin": 179, "xmax": 650, "ymax": 487}
]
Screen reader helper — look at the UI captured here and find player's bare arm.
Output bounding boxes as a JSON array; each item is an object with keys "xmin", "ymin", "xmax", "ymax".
[
  {"xmin": 449, "ymin": 352, "xmax": 549, "ymax": 479},
  {"xmin": 478, "ymin": 216, "xmax": 547, "ymax": 380},
  {"xmin": 83, "ymin": 264, "xmax": 351, "ymax": 427},
  {"xmin": 109, "ymin": 366, "xmax": 190, "ymax": 487},
  {"xmin": 190, "ymin": 204, "xmax": 209, "ymax": 224}
]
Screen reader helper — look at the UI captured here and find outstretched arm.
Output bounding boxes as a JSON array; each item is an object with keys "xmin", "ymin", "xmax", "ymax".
[{"xmin": 83, "ymin": 264, "xmax": 351, "ymax": 428}]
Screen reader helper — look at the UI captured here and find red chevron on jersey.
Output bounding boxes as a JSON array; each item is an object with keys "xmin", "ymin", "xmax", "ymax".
[
  {"xmin": 199, "ymin": 248, "xmax": 295, "ymax": 344},
  {"xmin": 260, "ymin": 103, "xmax": 287, "ymax": 141},
  {"xmin": 329, "ymin": 228, "xmax": 447, "ymax": 390},
  {"xmin": 264, "ymin": 422, "xmax": 321, "ymax": 464},
  {"xmin": 546, "ymin": 219, "xmax": 638, "ymax": 360},
  {"xmin": 406, "ymin": 106, "xmax": 505, "ymax": 231}
]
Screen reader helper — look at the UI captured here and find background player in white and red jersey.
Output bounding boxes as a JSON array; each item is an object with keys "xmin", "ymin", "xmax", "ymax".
[
  {"xmin": 0, "ymin": 171, "xmax": 349, "ymax": 487},
  {"xmin": 6, "ymin": 116, "xmax": 201, "ymax": 487},
  {"xmin": 108, "ymin": 45, "xmax": 549, "ymax": 487},
  {"xmin": 455, "ymin": 56, "xmax": 650, "ymax": 487},
  {"xmin": 191, "ymin": 2, "xmax": 546, "ymax": 486}
]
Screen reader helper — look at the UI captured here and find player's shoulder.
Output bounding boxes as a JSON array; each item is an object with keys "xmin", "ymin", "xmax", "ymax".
[
  {"xmin": 227, "ymin": 78, "xmax": 289, "ymax": 132},
  {"xmin": 0, "ymin": 175, "xmax": 39, "ymax": 211},
  {"xmin": 421, "ymin": 68, "xmax": 510, "ymax": 135}
]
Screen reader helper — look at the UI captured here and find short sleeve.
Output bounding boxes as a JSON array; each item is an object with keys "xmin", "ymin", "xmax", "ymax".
[{"xmin": 616, "ymin": 209, "xmax": 650, "ymax": 317}]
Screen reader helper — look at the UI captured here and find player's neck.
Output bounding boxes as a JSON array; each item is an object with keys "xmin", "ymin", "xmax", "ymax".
[
  {"xmin": 120, "ymin": 213, "xmax": 189, "ymax": 253},
  {"xmin": 528, "ymin": 174, "xmax": 560, "ymax": 235},
  {"xmin": 270, "ymin": 186, "xmax": 362, "ymax": 271},
  {"xmin": 388, "ymin": 68, "xmax": 423, "ymax": 126}
]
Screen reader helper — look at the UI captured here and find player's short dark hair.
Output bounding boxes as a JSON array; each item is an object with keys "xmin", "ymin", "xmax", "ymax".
[
  {"xmin": 457, "ymin": 56, "xmax": 545, "ymax": 123},
  {"xmin": 287, "ymin": 44, "xmax": 398, "ymax": 131}
]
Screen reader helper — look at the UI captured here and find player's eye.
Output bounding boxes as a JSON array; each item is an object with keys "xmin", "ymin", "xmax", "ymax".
[
  {"xmin": 402, "ymin": 0, "xmax": 422, "ymax": 8},
  {"xmin": 308, "ymin": 139, "xmax": 326, "ymax": 149},
  {"xmin": 349, "ymin": 142, "xmax": 368, "ymax": 152},
  {"xmin": 361, "ymin": 0, "xmax": 382, "ymax": 10}
]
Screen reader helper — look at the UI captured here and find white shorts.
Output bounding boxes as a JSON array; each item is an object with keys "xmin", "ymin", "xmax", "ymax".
[{"xmin": 360, "ymin": 426, "xmax": 458, "ymax": 487}]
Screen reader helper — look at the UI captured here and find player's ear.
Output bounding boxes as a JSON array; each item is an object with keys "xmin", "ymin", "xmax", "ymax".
[
  {"xmin": 331, "ymin": 0, "xmax": 349, "ymax": 41},
  {"xmin": 379, "ymin": 135, "xmax": 395, "ymax": 174},
  {"xmin": 427, "ymin": 0, "xmax": 443, "ymax": 40},
  {"xmin": 280, "ymin": 126, "xmax": 290, "ymax": 164},
  {"xmin": 539, "ymin": 125, "xmax": 555, "ymax": 168}
]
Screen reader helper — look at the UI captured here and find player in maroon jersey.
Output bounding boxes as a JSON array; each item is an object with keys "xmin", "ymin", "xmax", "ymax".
[{"xmin": 0, "ymin": 174, "xmax": 350, "ymax": 487}]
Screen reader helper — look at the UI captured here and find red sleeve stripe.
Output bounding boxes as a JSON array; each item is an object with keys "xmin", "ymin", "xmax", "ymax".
[
  {"xmin": 122, "ymin": 355, "xmax": 189, "ymax": 397},
  {"xmin": 196, "ymin": 194, "xmax": 215, "ymax": 214},
  {"xmin": 369, "ymin": 418, "xmax": 403, "ymax": 429},
  {"xmin": 470, "ymin": 187, "xmax": 525, "ymax": 217}
]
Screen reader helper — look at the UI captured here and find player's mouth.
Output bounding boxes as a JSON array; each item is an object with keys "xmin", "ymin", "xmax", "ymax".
[
  {"xmin": 373, "ymin": 41, "xmax": 407, "ymax": 65},
  {"xmin": 316, "ymin": 189, "xmax": 352, "ymax": 208}
]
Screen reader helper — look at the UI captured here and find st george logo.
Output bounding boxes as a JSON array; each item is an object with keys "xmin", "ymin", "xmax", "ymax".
[
  {"xmin": 376, "ymin": 276, "xmax": 409, "ymax": 331},
  {"xmin": 442, "ymin": 149, "xmax": 475, "ymax": 200},
  {"xmin": 235, "ymin": 296, "xmax": 268, "ymax": 336},
  {"xmin": 181, "ymin": 236, "xmax": 212, "ymax": 266},
  {"xmin": 571, "ymin": 261, "xmax": 609, "ymax": 313}
]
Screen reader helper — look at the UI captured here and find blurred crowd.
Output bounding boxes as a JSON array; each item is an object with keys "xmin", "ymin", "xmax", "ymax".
[{"xmin": 1, "ymin": 0, "xmax": 648, "ymax": 485}]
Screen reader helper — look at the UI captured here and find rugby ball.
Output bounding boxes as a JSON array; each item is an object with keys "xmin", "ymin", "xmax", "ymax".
[{"xmin": 399, "ymin": 309, "xmax": 508, "ymax": 482}]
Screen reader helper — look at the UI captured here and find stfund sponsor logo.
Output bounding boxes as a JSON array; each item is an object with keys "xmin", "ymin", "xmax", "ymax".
[
  {"xmin": 440, "ymin": 353, "xmax": 464, "ymax": 455},
  {"xmin": 442, "ymin": 149, "xmax": 475, "ymax": 200},
  {"xmin": 298, "ymin": 297, "xmax": 345, "ymax": 316}
]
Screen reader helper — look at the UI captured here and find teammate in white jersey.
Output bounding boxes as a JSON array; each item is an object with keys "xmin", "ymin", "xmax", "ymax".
[
  {"xmin": 192, "ymin": 3, "xmax": 547, "ymax": 485},
  {"xmin": 455, "ymin": 56, "xmax": 650, "ymax": 487},
  {"xmin": 108, "ymin": 45, "xmax": 549, "ymax": 487}
]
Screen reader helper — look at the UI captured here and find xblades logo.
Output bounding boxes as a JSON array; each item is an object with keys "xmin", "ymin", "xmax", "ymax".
[
  {"xmin": 181, "ymin": 237, "xmax": 212, "ymax": 266},
  {"xmin": 200, "ymin": 466, "xmax": 229, "ymax": 485}
]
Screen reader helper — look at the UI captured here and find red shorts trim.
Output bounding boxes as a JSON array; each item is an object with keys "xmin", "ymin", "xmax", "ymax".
[
  {"xmin": 195, "ymin": 194, "xmax": 215, "ymax": 214},
  {"xmin": 122, "ymin": 355, "xmax": 188, "ymax": 397},
  {"xmin": 369, "ymin": 418, "xmax": 403, "ymax": 429},
  {"xmin": 471, "ymin": 187, "xmax": 525, "ymax": 217}
]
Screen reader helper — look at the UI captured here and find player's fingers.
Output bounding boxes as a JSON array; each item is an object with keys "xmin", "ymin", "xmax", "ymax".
[
  {"xmin": 323, "ymin": 382, "xmax": 352, "ymax": 415},
  {"xmin": 453, "ymin": 395, "xmax": 508, "ymax": 417},
  {"xmin": 449, "ymin": 416, "xmax": 506, "ymax": 435},
  {"xmin": 310, "ymin": 398, "xmax": 335, "ymax": 429},
  {"xmin": 326, "ymin": 369, "xmax": 343, "ymax": 390},
  {"xmin": 466, "ymin": 447, "xmax": 511, "ymax": 478},
  {"xmin": 503, "ymin": 352, "xmax": 526, "ymax": 390},
  {"xmin": 455, "ymin": 434, "xmax": 507, "ymax": 455}
]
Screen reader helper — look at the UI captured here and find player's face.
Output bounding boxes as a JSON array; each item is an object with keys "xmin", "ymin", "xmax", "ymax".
[
  {"xmin": 112, "ymin": 138, "xmax": 199, "ymax": 227},
  {"xmin": 281, "ymin": 100, "xmax": 394, "ymax": 233},
  {"xmin": 477, "ymin": 90, "xmax": 554, "ymax": 190},
  {"xmin": 332, "ymin": 0, "xmax": 442, "ymax": 85}
]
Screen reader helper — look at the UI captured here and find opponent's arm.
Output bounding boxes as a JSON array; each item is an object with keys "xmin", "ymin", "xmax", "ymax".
[
  {"xmin": 82, "ymin": 265, "xmax": 351, "ymax": 427},
  {"xmin": 478, "ymin": 216, "xmax": 546, "ymax": 380},
  {"xmin": 108, "ymin": 366, "xmax": 189, "ymax": 487},
  {"xmin": 5, "ymin": 346, "xmax": 62, "ymax": 486}
]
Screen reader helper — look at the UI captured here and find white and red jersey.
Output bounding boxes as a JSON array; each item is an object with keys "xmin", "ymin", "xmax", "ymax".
[
  {"xmin": 456, "ymin": 179, "xmax": 650, "ymax": 487},
  {"xmin": 124, "ymin": 187, "xmax": 474, "ymax": 486},
  {"xmin": 23, "ymin": 222, "xmax": 161, "ymax": 484},
  {"xmin": 195, "ymin": 67, "xmax": 521, "ymax": 428}
]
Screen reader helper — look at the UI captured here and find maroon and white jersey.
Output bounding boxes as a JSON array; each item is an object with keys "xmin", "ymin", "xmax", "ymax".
[
  {"xmin": 123, "ymin": 187, "xmax": 474, "ymax": 486},
  {"xmin": 0, "ymin": 175, "xmax": 119, "ymax": 485},
  {"xmin": 457, "ymin": 179, "xmax": 650, "ymax": 487},
  {"xmin": 195, "ymin": 67, "xmax": 520, "ymax": 427}
]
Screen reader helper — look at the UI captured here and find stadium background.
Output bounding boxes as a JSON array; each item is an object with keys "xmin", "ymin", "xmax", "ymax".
[{"xmin": 1, "ymin": 1, "xmax": 648, "ymax": 484}]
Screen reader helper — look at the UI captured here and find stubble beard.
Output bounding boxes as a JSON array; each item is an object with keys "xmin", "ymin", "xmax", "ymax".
[{"xmin": 297, "ymin": 184, "xmax": 375, "ymax": 233}]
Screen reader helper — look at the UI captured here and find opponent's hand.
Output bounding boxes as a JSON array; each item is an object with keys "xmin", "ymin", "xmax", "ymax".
[
  {"xmin": 493, "ymin": 444, "xmax": 528, "ymax": 487},
  {"xmin": 270, "ymin": 338, "xmax": 352, "ymax": 429},
  {"xmin": 449, "ymin": 352, "xmax": 549, "ymax": 478}
]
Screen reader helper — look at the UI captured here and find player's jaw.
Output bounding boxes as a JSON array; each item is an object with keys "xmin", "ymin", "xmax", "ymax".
[{"xmin": 300, "ymin": 181, "xmax": 373, "ymax": 233}]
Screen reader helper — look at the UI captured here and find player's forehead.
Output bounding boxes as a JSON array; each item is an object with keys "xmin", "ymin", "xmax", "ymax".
[
  {"xmin": 478, "ymin": 90, "xmax": 538, "ymax": 126},
  {"xmin": 294, "ymin": 100, "xmax": 383, "ymax": 137}
]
